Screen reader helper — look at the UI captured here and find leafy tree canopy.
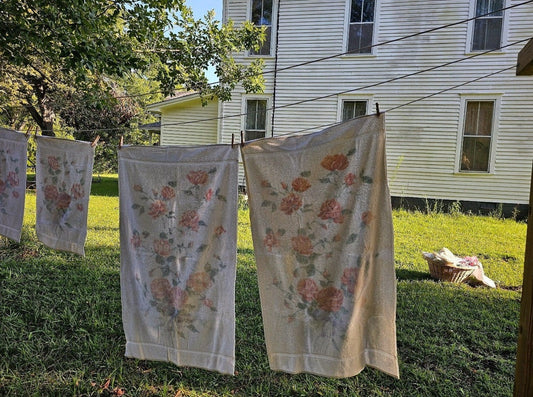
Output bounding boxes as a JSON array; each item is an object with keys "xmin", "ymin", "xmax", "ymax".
[{"xmin": 0, "ymin": 0, "xmax": 265, "ymax": 136}]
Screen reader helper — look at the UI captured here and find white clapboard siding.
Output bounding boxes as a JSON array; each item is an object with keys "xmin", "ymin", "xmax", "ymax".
[
  {"xmin": 158, "ymin": 97, "xmax": 219, "ymax": 146},
  {"xmin": 218, "ymin": 0, "xmax": 533, "ymax": 204}
]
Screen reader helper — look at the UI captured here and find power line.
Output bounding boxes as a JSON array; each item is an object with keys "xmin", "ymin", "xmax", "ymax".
[{"xmin": 114, "ymin": 0, "xmax": 533, "ymax": 100}]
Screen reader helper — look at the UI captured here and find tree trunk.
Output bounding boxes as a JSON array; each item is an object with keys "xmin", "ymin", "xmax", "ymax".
[{"xmin": 25, "ymin": 78, "xmax": 56, "ymax": 136}]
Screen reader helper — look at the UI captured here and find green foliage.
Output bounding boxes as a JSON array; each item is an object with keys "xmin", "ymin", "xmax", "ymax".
[{"xmin": 0, "ymin": 180, "xmax": 526, "ymax": 395}]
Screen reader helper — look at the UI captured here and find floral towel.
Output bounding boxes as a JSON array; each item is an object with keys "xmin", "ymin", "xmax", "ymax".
[
  {"xmin": 35, "ymin": 136, "xmax": 94, "ymax": 256},
  {"xmin": 241, "ymin": 114, "xmax": 399, "ymax": 378},
  {"xmin": 0, "ymin": 128, "xmax": 28, "ymax": 242},
  {"xmin": 119, "ymin": 145, "xmax": 238, "ymax": 375}
]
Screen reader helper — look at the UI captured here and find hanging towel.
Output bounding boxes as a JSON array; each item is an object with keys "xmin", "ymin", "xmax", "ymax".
[
  {"xmin": 119, "ymin": 145, "xmax": 238, "ymax": 375},
  {"xmin": 242, "ymin": 114, "xmax": 399, "ymax": 378},
  {"xmin": 35, "ymin": 136, "xmax": 94, "ymax": 256},
  {"xmin": 0, "ymin": 128, "xmax": 28, "ymax": 242}
]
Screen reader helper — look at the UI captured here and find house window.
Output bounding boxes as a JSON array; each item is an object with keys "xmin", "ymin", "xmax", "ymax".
[
  {"xmin": 459, "ymin": 101, "xmax": 494, "ymax": 172},
  {"xmin": 250, "ymin": 0, "xmax": 273, "ymax": 55},
  {"xmin": 347, "ymin": 0, "xmax": 375, "ymax": 53},
  {"xmin": 472, "ymin": 0, "xmax": 504, "ymax": 51},
  {"xmin": 245, "ymin": 99, "xmax": 267, "ymax": 141},
  {"xmin": 342, "ymin": 100, "xmax": 367, "ymax": 121}
]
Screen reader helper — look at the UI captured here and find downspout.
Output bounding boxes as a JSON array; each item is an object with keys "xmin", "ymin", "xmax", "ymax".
[{"xmin": 270, "ymin": 0, "xmax": 281, "ymax": 137}]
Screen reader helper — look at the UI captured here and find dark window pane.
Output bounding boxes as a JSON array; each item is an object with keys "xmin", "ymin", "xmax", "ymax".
[
  {"xmin": 251, "ymin": 26, "xmax": 271, "ymax": 55},
  {"xmin": 246, "ymin": 99, "xmax": 267, "ymax": 139},
  {"xmin": 351, "ymin": 0, "xmax": 362, "ymax": 23},
  {"xmin": 256, "ymin": 100, "xmax": 266, "ymax": 130},
  {"xmin": 348, "ymin": 23, "xmax": 373, "ymax": 53},
  {"xmin": 262, "ymin": 0, "xmax": 272, "ymax": 24},
  {"xmin": 461, "ymin": 137, "xmax": 491, "ymax": 171},
  {"xmin": 343, "ymin": 100, "xmax": 367, "ymax": 121},
  {"xmin": 246, "ymin": 101, "xmax": 257, "ymax": 130},
  {"xmin": 477, "ymin": 102, "xmax": 494, "ymax": 136},
  {"xmin": 362, "ymin": 0, "xmax": 375, "ymax": 22},
  {"xmin": 252, "ymin": 0, "xmax": 262, "ymax": 24},
  {"xmin": 472, "ymin": 18, "xmax": 501, "ymax": 51},
  {"xmin": 476, "ymin": 0, "xmax": 489, "ymax": 16},
  {"xmin": 246, "ymin": 130, "xmax": 266, "ymax": 141},
  {"xmin": 489, "ymin": 0, "xmax": 503, "ymax": 15}
]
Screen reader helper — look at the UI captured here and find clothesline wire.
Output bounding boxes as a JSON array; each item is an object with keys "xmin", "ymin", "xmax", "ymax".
[
  {"xmin": 276, "ymin": 65, "xmax": 516, "ymax": 137},
  {"xmin": 123, "ymin": 37, "xmax": 529, "ymax": 131},
  {"xmin": 43, "ymin": 36, "xmax": 527, "ymax": 136},
  {"xmin": 114, "ymin": 0, "xmax": 533, "ymax": 100}
]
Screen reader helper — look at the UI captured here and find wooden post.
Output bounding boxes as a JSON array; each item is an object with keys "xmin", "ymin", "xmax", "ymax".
[
  {"xmin": 517, "ymin": 38, "xmax": 533, "ymax": 76},
  {"xmin": 514, "ymin": 163, "xmax": 533, "ymax": 396}
]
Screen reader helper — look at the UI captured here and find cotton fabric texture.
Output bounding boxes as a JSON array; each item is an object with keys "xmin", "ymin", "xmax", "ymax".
[
  {"xmin": 0, "ymin": 128, "xmax": 28, "ymax": 242},
  {"xmin": 119, "ymin": 145, "xmax": 238, "ymax": 375},
  {"xmin": 242, "ymin": 114, "xmax": 399, "ymax": 378},
  {"xmin": 35, "ymin": 136, "xmax": 94, "ymax": 256}
]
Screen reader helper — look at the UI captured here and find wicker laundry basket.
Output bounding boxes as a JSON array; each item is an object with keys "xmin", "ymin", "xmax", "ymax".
[{"xmin": 427, "ymin": 260, "xmax": 475, "ymax": 283}]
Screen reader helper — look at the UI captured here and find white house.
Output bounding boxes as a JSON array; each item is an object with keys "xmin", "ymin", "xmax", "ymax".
[{"xmin": 146, "ymin": 0, "xmax": 533, "ymax": 216}]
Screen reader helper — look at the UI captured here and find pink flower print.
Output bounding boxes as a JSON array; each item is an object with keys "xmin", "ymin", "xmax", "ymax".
[
  {"xmin": 281, "ymin": 182, "xmax": 288, "ymax": 190},
  {"xmin": 70, "ymin": 183, "xmax": 84, "ymax": 200},
  {"xmin": 344, "ymin": 173, "xmax": 356, "ymax": 186},
  {"xmin": 261, "ymin": 180, "xmax": 271, "ymax": 188},
  {"xmin": 362, "ymin": 211, "xmax": 374, "ymax": 225},
  {"xmin": 0, "ymin": 179, "xmax": 6, "ymax": 194},
  {"xmin": 7, "ymin": 171, "xmax": 19, "ymax": 186},
  {"xmin": 12, "ymin": 191, "xmax": 20, "ymax": 199},
  {"xmin": 148, "ymin": 200, "xmax": 167, "ymax": 219},
  {"xmin": 187, "ymin": 272, "xmax": 212, "ymax": 293},
  {"xmin": 297, "ymin": 278, "xmax": 319, "ymax": 302},
  {"xmin": 171, "ymin": 287, "xmax": 188, "ymax": 310},
  {"xmin": 205, "ymin": 188, "xmax": 213, "ymax": 201},
  {"xmin": 44, "ymin": 185, "xmax": 59, "ymax": 201},
  {"xmin": 291, "ymin": 177, "xmax": 311, "ymax": 192},
  {"xmin": 318, "ymin": 199, "xmax": 344, "ymax": 224},
  {"xmin": 187, "ymin": 170, "xmax": 208, "ymax": 185},
  {"xmin": 215, "ymin": 225, "xmax": 226, "ymax": 237},
  {"xmin": 48, "ymin": 156, "xmax": 60, "ymax": 171},
  {"xmin": 153, "ymin": 239, "xmax": 171, "ymax": 257},
  {"xmin": 133, "ymin": 184, "xmax": 143, "ymax": 192},
  {"xmin": 56, "ymin": 192, "xmax": 72, "ymax": 209},
  {"xmin": 179, "ymin": 210, "xmax": 200, "ymax": 231},
  {"xmin": 341, "ymin": 267, "xmax": 360, "ymax": 294},
  {"xmin": 161, "ymin": 186, "xmax": 175, "ymax": 200},
  {"xmin": 130, "ymin": 233, "xmax": 141, "ymax": 248},
  {"xmin": 263, "ymin": 231, "xmax": 280, "ymax": 252},
  {"xmin": 76, "ymin": 203, "xmax": 84, "ymax": 212},
  {"xmin": 321, "ymin": 154, "xmax": 349, "ymax": 171},
  {"xmin": 203, "ymin": 298, "xmax": 214, "ymax": 309},
  {"xmin": 280, "ymin": 193, "xmax": 302, "ymax": 215},
  {"xmin": 316, "ymin": 286, "xmax": 344, "ymax": 312},
  {"xmin": 291, "ymin": 235, "xmax": 313, "ymax": 256},
  {"xmin": 150, "ymin": 278, "xmax": 171, "ymax": 300}
]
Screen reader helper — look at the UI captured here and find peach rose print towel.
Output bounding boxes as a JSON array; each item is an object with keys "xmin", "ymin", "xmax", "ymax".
[
  {"xmin": 0, "ymin": 128, "xmax": 28, "ymax": 242},
  {"xmin": 242, "ymin": 114, "xmax": 399, "ymax": 378},
  {"xmin": 35, "ymin": 136, "xmax": 94, "ymax": 255},
  {"xmin": 119, "ymin": 145, "xmax": 238, "ymax": 375}
]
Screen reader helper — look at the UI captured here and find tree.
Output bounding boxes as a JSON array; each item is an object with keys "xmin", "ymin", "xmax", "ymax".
[{"xmin": 0, "ymin": 0, "xmax": 264, "ymax": 136}]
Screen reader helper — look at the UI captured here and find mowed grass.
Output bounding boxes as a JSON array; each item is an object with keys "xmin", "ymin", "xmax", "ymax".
[{"xmin": 0, "ymin": 176, "xmax": 526, "ymax": 396}]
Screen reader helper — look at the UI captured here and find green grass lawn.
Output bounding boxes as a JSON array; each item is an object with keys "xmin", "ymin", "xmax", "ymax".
[{"xmin": 0, "ymin": 176, "xmax": 526, "ymax": 396}]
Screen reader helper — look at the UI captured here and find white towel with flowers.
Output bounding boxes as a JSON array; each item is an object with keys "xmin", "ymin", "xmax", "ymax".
[
  {"xmin": 35, "ymin": 136, "xmax": 94, "ymax": 255},
  {"xmin": 242, "ymin": 114, "xmax": 399, "ymax": 378},
  {"xmin": 119, "ymin": 145, "xmax": 238, "ymax": 375},
  {"xmin": 0, "ymin": 128, "xmax": 28, "ymax": 242}
]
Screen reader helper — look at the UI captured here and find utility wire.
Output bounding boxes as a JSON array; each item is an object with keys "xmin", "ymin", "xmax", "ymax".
[{"xmin": 114, "ymin": 0, "xmax": 533, "ymax": 100}]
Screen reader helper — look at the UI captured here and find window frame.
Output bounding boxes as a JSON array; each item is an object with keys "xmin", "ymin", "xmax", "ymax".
[
  {"xmin": 455, "ymin": 94, "xmax": 501, "ymax": 174},
  {"xmin": 343, "ymin": 0, "xmax": 380, "ymax": 56},
  {"xmin": 466, "ymin": 0, "xmax": 508, "ymax": 54},
  {"xmin": 337, "ymin": 95, "xmax": 373, "ymax": 122},
  {"xmin": 247, "ymin": 0, "xmax": 276, "ymax": 58},
  {"xmin": 242, "ymin": 95, "xmax": 271, "ymax": 142}
]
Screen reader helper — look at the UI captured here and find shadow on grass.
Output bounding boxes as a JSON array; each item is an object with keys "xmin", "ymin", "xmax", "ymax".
[
  {"xmin": 396, "ymin": 268, "xmax": 431, "ymax": 281},
  {"xmin": 90, "ymin": 176, "xmax": 118, "ymax": 197}
]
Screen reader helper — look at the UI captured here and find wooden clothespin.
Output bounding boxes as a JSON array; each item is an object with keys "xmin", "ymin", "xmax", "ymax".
[
  {"xmin": 375, "ymin": 102, "xmax": 380, "ymax": 116},
  {"xmin": 231, "ymin": 133, "xmax": 235, "ymax": 149},
  {"xmin": 240, "ymin": 130, "xmax": 245, "ymax": 148},
  {"xmin": 118, "ymin": 135, "xmax": 124, "ymax": 149},
  {"xmin": 91, "ymin": 135, "xmax": 100, "ymax": 148}
]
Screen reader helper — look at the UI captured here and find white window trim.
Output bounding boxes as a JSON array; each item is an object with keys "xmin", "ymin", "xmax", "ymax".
[
  {"xmin": 246, "ymin": 0, "xmax": 277, "ymax": 58},
  {"xmin": 337, "ymin": 94, "xmax": 374, "ymax": 122},
  {"xmin": 241, "ymin": 94, "xmax": 272, "ymax": 141},
  {"xmin": 454, "ymin": 94, "xmax": 502, "ymax": 175},
  {"xmin": 465, "ymin": 0, "xmax": 509, "ymax": 55},
  {"xmin": 342, "ymin": 0, "xmax": 380, "ymax": 57}
]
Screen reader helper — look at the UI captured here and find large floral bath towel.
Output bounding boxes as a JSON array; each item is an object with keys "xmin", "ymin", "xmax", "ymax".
[
  {"xmin": 242, "ymin": 114, "xmax": 399, "ymax": 378},
  {"xmin": 119, "ymin": 145, "xmax": 238, "ymax": 375},
  {"xmin": 35, "ymin": 136, "xmax": 94, "ymax": 256},
  {"xmin": 0, "ymin": 128, "xmax": 28, "ymax": 242}
]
